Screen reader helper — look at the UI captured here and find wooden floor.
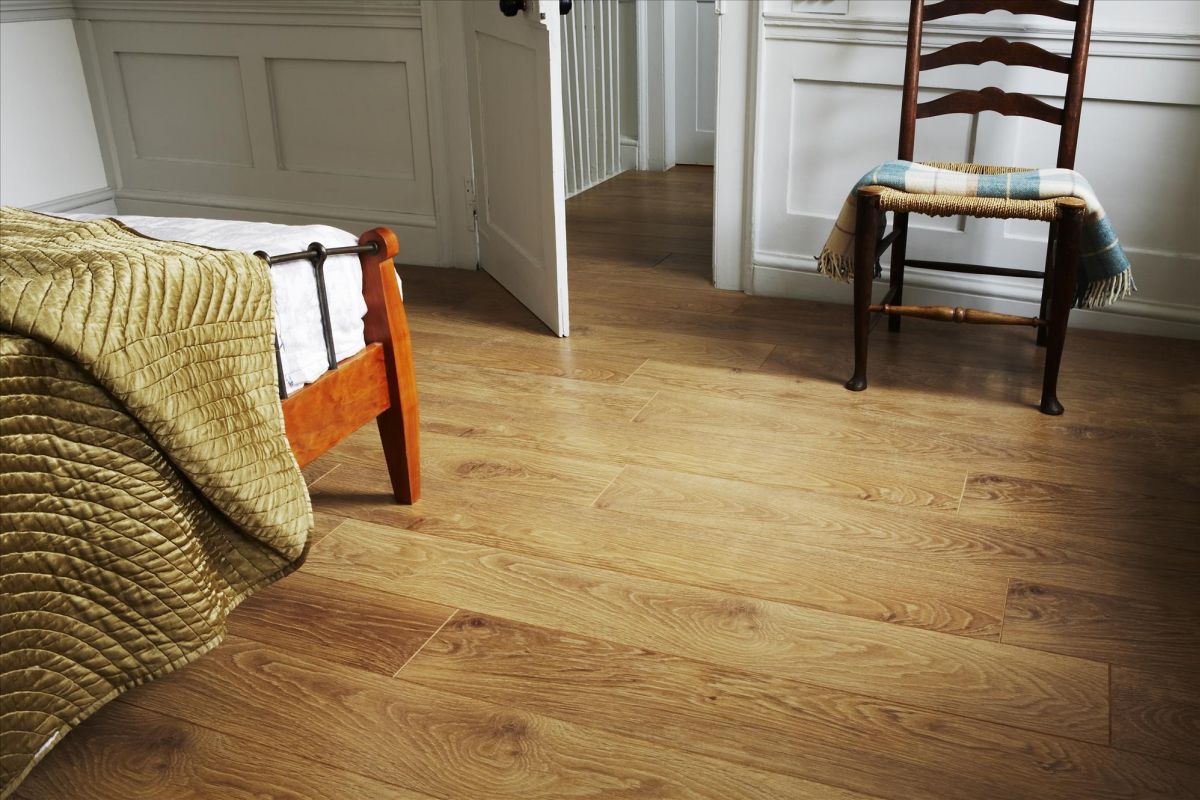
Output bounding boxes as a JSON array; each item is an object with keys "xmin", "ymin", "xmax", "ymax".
[{"xmin": 21, "ymin": 167, "xmax": 1200, "ymax": 799}]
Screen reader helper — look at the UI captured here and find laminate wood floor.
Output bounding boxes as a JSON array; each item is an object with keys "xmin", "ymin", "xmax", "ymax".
[{"xmin": 21, "ymin": 167, "xmax": 1200, "ymax": 799}]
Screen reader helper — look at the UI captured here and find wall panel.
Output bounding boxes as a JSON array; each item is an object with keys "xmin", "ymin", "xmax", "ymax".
[
  {"xmin": 74, "ymin": 0, "xmax": 452, "ymax": 265},
  {"xmin": 747, "ymin": 0, "xmax": 1200, "ymax": 338}
]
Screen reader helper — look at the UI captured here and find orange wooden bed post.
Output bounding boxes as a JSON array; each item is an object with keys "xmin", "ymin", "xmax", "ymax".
[{"xmin": 358, "ymin": 227, "xmax": 420, "ymax": 503}]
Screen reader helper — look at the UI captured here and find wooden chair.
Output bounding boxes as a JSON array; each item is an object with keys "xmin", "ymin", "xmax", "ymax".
[{"xmin": 845, "ymin": 0, "xmax": 1095, "ymax": 415}]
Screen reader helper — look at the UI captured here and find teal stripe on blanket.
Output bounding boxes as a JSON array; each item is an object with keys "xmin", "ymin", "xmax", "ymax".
[{"xmin": 827, "ymin": 160, "xmax": 1134, "ymax": 309}]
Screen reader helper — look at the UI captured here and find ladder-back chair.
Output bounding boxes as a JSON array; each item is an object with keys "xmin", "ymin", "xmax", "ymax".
[{"xmin": 845, "ymin": 0, "xmax": 1095, "ymax": 414}]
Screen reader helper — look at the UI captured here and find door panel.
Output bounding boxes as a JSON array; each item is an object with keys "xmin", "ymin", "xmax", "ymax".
[
  {"xmin": 464, "ymin": 0, "xmax": 569, "ymax": 336},
  {"xmin": 675, "ymin": 0, "xmax": 718, "ymax": 166}
]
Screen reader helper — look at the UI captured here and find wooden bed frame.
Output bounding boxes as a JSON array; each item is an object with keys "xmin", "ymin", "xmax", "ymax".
[{"xmin": 275, "ymin": 227, "xmax": 420, "ymax": 503}]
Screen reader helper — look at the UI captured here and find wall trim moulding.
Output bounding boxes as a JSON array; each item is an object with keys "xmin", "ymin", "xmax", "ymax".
[
  {"xmin": 752, "ymin": 250, "xmax": 1200, "ymax": 340},
  {"xmin": 761, "ymin": 14, "xmax": 1200, "ymax": 61},
  {"xmin": 72, "ymin": 0, "xmax": 422, "ymax": 27},
  {"xmin": 116, "ymin": 188, "xmax": 438, "ymax": 230},
  {"xmin": 0, "ymin": 0, "xmax": 74, "ymax": 22},
  {"xmin": 27, "ymin": 186, "xmax": 116, "ymax": 212}
]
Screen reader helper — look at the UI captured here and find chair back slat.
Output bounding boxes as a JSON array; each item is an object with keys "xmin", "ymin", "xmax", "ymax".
[
  {"xmin": 923, "ymin": 0, "xmax": 1078, "ymax": 22},
  {"xmin": 917, "ymin": 87, "xmax": 1064, "ymax": 125},
  {"xmin": 898, "ymin": 0, "xmax": 1094, "ymax": 169},
  {"xmin": 920, "ymin": 37, "xmax": 1071, "ymax": 73}
]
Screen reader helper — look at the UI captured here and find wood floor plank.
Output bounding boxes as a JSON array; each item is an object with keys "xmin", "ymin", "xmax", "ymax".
[
  {"xmin": 624, "ymin": 358, "xmax": 1194, "ymax": 444},
  {"xmin": 617, "ymin": 422, "xmax": 965, "ymax": 511},
  {"xmin": 425, "ymin": 292, "xmax": 774, "ymax": 370},
  {"xmin": 309, "ymin": 461, "xmax": 1006, "ymax": 639},
  {"xmin": 631, "ymin": 388, "xmax": 1200, "ymax": 502},
  {"xmin": 413, "ymin": 360, "xmax": 656, "ymax": 424},
  {"xmin": 591, "ymin": 464, "xmax": 1200, "ymax": 600},
  {"xmin": 1112, "ymin": 666, "xmax": 1200, "ymax": 766},
  {"xmin": 402, "ymin": 612, "xmax": 1200, "ymax": 800},
  {"xmin": 226, "ymin": 570, "xmax": 455, "ymax": 676},
  {"xmin": 1002, "ymin": 580, "xmax": 1200, "ymax": 673},
  {"xmin": 304, "ymin": 520, "xmax": 1109, "ymax": 742},
  {"xmin": 961, "ymin": 473, "xmax": 1200, "ymax": 550},
  {"xmin": 416, "ymin": 431, "xmax": 623, "ymax": 507},
  {"xmin": 377, "ymin": 387, "xmax": 965, "ymax": 512},
  {"xmin": 121, "ymin": 638, "xmax": 872, "ymax": 800},
  {"xmin": 19, "ymin": 700, "xmax": 431, "ymax": 800},
  {"xmin": 412, "ymin": 329, "xmax": 646, "ymax": 385}
]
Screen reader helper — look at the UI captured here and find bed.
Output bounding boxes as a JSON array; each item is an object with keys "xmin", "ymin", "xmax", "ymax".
[
  {"xmin": 0, "ymin": 208, "xmax": 419, "ymax": 796},
  {"xmin": 60, "ymin": 213, "xmax": 422, "ymax": 503}
]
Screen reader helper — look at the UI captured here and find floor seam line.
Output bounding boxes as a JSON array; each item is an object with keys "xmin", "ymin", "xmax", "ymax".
[{"xmin": 391, "ymin": 609, "xmax": 459, "ymax": 679}]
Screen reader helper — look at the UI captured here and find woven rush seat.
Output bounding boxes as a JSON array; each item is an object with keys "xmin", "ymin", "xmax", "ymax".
[{"xmin": 872, "ymin": 162, "xmax": 1063, "ymax": 222}]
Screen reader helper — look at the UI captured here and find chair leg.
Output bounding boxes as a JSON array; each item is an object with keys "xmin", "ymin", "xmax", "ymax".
[
  {"xmin": 887, "ymin": 212, "xmax": 909, "ymax": 333},
  {"xmin": 1039, "ymin": 200, "xmax": 1084, "ymax": 416},
  {"xmin": 1036, "ymin": 221, "xmax": 1058, "ymax": 347},
  {"xmin": 846, "ymin": 187, "xmax": 883, "ymax": 392}
]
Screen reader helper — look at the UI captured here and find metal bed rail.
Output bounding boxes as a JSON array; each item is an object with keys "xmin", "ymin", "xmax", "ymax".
[{"xmin": 255, "ymin": 241, "xmax": 381, "ymax": 400}]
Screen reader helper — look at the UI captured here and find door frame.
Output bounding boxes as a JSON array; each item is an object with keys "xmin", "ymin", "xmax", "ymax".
[
  {"xmin": 634, "ymin": 0, "xmax": 674, "ymax": 171},
  {"xmin": 711, "ymin": 0, "xmax": 758, "ymax": 292}
]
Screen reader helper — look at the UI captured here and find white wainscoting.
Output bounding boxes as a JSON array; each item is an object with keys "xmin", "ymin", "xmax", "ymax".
[
  {"xmin": 745, "ymin": 1, "xmax": 1200, "ymax": 339},
  {"xmin": 72, "ymin": 0, "xmax": 470, "ymax": 267}
]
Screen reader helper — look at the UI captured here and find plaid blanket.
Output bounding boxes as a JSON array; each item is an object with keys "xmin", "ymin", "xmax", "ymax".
[{"xmin": 816, "ymin": 161, "xmax": 1134, "ymax": 309}]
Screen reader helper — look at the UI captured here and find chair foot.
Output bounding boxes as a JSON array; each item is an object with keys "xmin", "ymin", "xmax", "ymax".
[
  {"xmin": 1039, "ymin": 395, "xmax": 1064, "ymax": 416},
  {"xmin": 845, "ymin": 374, "xmax": 868, "ymax": 392}
]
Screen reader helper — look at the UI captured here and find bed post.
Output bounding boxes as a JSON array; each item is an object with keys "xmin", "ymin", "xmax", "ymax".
[{"xmin": 358, "ymin": 227, "xmax": 420, "ymax": 503}]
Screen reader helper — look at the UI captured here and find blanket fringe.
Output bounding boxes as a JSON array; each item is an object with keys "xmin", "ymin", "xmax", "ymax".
[
  {"xmin": 1077, "ymin": 269, "xmax": 1136, "ymax": 310},
  {"xmin": 817, "ymin": 249, "xmax": 853, "ymax": 283}
]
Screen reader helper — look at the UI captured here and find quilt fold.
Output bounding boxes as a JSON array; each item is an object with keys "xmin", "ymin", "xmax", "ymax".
[{"xmin": 0, "ymin": 208, "xmax": 311, "ymax": 796}]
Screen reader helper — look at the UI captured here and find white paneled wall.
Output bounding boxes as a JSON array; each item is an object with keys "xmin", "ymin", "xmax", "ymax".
[
  {"xmin": 561, "ymin": 0, "xmax": 622, "ymax": 197},
  {"xmin": 743, "ymin": 0, "xmax": 1200, "ymax": 338}
]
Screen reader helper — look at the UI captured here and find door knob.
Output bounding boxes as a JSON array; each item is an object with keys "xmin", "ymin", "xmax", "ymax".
[
  {"xmin": 499, "ymin": 0, "xmax": 525, "ymax": 16},
  {"xmin": 560, "ymin": 0, "xmax": 572, "ymax": 14}
]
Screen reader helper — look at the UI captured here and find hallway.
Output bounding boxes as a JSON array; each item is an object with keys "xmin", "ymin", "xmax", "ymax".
[{"xmin": 21, "ymin": 167, "xmax": 1200, "ymax": 800}]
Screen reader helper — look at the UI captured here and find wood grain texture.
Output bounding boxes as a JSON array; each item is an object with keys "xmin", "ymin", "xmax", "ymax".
[
  {"xmin": 309, "ymin": 461, "xmax": 1004, "ymax": 638},
  {"xmin": 123, "ymin": 638, "xmax": 874, "ymax": 799},
  {"xmin": 306, "ymin": 520, "xmax": 1109, "ymax": 742},
  {"xmin": 402, "ymin": 612, "xmax": 1200, "ymax": 800},
  {"xmin": 961, "ymin": 473, "xmax": 1200, "ymax": 550},
  {"xmin": 920, "ymin": 37, "xmax": 1071, "ymax": 73},
  {"xmin": 226, "ymin": 569, "xmax": 455, "ymax": 676},
  {"xmin": 16, "ymin": 700, "xmax": 431, "ymax": 800},
  {"xmin": 282, "ymin": 343, "xmax": 390, "ymax": 468},
  {"xmin": 1002, "ymin": 581, "xmax": 1200, "ymax": 674},
  {"xmin": 26, "ymin": 167, "xmax": 1198, "ymax": 799},
  {"xmin": 1112, "ymin": 666, "xmax": 1200, "ymax": 766},
  {"xmin": 359, "ymin": 226, "xmax": 421, "ymax": 503}
]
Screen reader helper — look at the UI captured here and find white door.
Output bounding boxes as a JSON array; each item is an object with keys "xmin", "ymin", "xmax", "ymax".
[
  {"xmin": 463, "ymin": 0, "xmax": 570, "ymax": 336},
  {"xmin": 674, "ymin": 0, "xmax": 718, "ymax": 166}
]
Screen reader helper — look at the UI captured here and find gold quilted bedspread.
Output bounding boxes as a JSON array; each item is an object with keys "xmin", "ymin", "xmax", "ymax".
[{"xmin": 0, "ymin": 208, "xmax": 312, "ymax": 796}]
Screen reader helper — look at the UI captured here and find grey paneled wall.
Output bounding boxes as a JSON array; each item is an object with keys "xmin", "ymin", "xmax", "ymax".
[{"xmin": 73, "ymin": 0, "xmax": 453, "ymax": 265}]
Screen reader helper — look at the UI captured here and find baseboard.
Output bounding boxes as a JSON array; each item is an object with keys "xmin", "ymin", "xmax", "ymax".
[
  {"xmin": 620, "ymin": 138, "xmax": 639, "ymax": 173},
  {"xmin": 27, "ymin": 186, "xmax": 117, "ymax": 215},
  {"xmin": 751, "ymin": 255, "xmax": 1200, "ymax": 341},
  {"xmin": 114, "ymin": 189, "xmax": 452, "ymax": 267}
]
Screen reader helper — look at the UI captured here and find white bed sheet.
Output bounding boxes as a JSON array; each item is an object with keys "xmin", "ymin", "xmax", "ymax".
[{"xmin": 62, "ymin": 214, "xmax": 378, "ymax": 394}]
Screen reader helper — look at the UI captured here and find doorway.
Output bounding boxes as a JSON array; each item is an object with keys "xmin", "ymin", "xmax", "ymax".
[{"xmin": 558, "ymin": 0, "xmax": 719, "ymax": 256}]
